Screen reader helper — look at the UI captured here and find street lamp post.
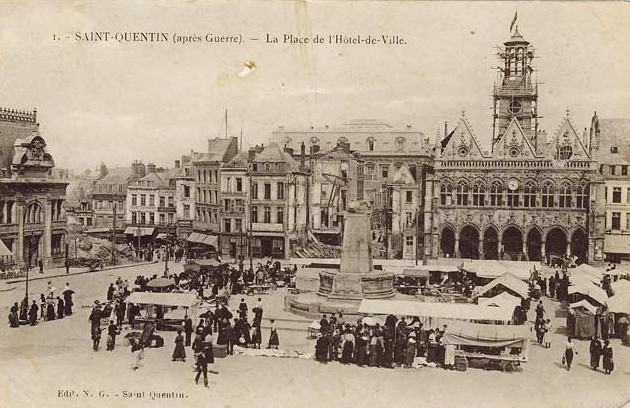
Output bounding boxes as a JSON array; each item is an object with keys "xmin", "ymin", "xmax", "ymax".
[{"xmin": 163, "ymin": 224, "xmax": 170, "ymax": 277}]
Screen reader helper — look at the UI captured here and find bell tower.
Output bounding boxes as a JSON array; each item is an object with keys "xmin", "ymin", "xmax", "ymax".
[{"xmin": 492, "ymin": 25, "xmax": 539, "ymax": 151}]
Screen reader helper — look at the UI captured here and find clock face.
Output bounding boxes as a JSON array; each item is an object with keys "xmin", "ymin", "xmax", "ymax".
[
  {"xmin": 508, "ymin": 179, "xmax": 519, "ymax": 191},
  {"xmin": 508, "ymin": 100, "xmax": 522, "ymax": 114}
]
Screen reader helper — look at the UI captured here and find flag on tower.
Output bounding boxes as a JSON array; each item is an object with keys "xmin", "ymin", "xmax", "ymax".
[{"xmin": 510, "ymin": 11, "xmax": 518, "ymax": 32}]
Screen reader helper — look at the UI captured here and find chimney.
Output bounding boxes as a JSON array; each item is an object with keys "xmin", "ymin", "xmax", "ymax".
[
  {"xmin": 248, "ymin": 148, "xmax": 257, "ymax": 162},
  {"xmin": 175, "ymin": 160, "xmax": 181, "ymax": 169},
  {"xmin": 444, "ymin": 122, "xmax": 448, "ymax": 139},
  {"xmin": 146, "ymin": 163, "xmax": 156, "ymax": 174},
  {"xmin": 300, "ymin": 142, "xmax": 306, "ymax": 170}
]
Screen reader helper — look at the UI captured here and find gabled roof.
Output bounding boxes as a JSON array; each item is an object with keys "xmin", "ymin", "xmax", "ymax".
[
  {"xmin": 389, "ymin": 164, "xmax": 416, "ymax": 185},
  {"xmin": 207, "ymin": 137, "xmax": 238, "ymax": 163},
  {"xmin": 545, "ymin": 116, "xmax": 590, "ymax": 161},
  {"xmin": 253, "ymin": 142, "xmax": 300, "ymax": 170},
  {"xmin": 439, "ymin": 116, "xmax": 486, "ymax": 159},
  {"xmin": 598, "ymin": 118, "xmax": 630, "ymax": 164},
  {"xmin": 223, "ymin": 151, "xmax": 249, "ymax": 169},
  {"xmin": 94, "ymin": 167, "xmax": 135, "ymax": 184},
  {"xmin": 491, "ymin": 118, "xmax": 539, "ymax": 159}
]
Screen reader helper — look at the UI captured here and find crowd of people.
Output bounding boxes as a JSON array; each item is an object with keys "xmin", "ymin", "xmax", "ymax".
[
  {"xmin": 8, "ymin": 281, "xmax": 75, "ymax": 328},
  {"xmin": 313, "ymin": 312, "xmax": 455, "ymax": 369}
]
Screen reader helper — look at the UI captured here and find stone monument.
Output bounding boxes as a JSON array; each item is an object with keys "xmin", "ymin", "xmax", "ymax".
[{"xmin": 287, "ymin": 202, "xmax": 395, "ymax": 317}]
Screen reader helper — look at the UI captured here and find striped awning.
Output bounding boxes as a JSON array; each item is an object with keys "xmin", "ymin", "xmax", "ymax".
[
  {"xmin": 123, "ymin": 227, "xmax": 155, "ymax": 237},
  {"xmin": 187, "ymin": 232, "xmax": 218, "ymax": 248}
]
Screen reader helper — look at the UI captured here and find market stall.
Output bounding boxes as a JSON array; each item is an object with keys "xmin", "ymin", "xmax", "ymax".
[
  {"xmin": 442, "ymin": 321, "xmax": 530, "ymax": 372},
  {"xmin": 474, "ymin": 272, "xmax": 530, "ymax": 300},
  {"xmin": 567, "ymin": 282, "xmax": 608, "ymax": 307},
  {"xmin": 125, "ymin": 292, "xmax": 198, "ymax": 331},
  {"xmin": 357, "ymin": 299, "xmax": 516, "ymax": 328},
  {"xmin": 461, "ymin": 260, "xmax": 537, "ymax": 282}
]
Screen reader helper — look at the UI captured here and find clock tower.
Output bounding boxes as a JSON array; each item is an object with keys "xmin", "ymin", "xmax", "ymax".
[{"xmin": 492, "ymin": 26, "xmax": 539, "ymax": 151}]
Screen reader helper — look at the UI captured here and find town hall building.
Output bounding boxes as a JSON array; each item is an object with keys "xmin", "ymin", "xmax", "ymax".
[{"xmin": 426, "ymin": 27, "xmax": 606, "ymax": 263}]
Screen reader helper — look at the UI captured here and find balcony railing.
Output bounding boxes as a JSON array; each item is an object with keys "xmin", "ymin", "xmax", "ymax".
[{"xmin": 157, "ymin": 206, "xmax": 177, "ymax": 213}]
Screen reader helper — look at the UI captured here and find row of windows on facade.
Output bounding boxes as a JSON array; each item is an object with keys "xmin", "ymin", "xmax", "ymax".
[
  {"xmin": 197, "ymin": 169, "xmax": 219, "ymax": 184},
  {"xmin": 607, "ymin": 212, "xmax": 630, "ymax": 231},
  {"xmin": 604, "ymin": 164, "xmax": 628, "ymax": 176},
  {"xmin": 439, "ymin": 182, "xmax": 589, "ymax": 209},
  {"xmin": 94, "ymin": 200, "xmax": 124, "ymax": 211},
  {"xmin": 605, "ymin": 187, "xmax": 630, "ymax": 204},
  {"xmin": 0, "ymin": 201, "xmax": 64, "ymax": 224},
  {"xmin": 131, "ymin": 194, "xmax": 177, "ymax": 207},
  {"xmin": 301, "ymin": 136, "xmax": 408, "ymax": 152},
  {"xmin": 251, "ymin": 162, "xmax": 286, "ymax": 173},
  {"xmin": 96, "ymin": 184, "xmax": 125, "ymax": 193},
  {"xmin": 131, "ymin": 211, "xmax": 178, "ymax": 225},
  {"xmin": 196, "ymin": 188, "xmax": 219, "ymax": 205},
  {"xmin": 197, "ymin": 208, "xmax": 219, "ymax": 224},
  {"xmin": 250, "ymin": 206, "xmax": 284, "ymax": 225},
  {"xmin": 251, "ymin": 182, "xmax": 285, "ymax": 200}
]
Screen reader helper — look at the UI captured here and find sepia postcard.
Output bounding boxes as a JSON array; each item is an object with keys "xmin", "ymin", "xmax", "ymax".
[{"xmin": 1, "ymin": 1, "xmax": 629, "ymax": 408}]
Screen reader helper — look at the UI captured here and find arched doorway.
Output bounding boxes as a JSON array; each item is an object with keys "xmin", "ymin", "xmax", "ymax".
[
  {"xmin": 501, "ymin": 227, "xmax": 523, "ymax": 261},
  {"xmin": 571, "ymin": 229, "xmax": 588, "ymax": 263},
  {"xmin": 546, "ymin": 228, "xmax": 568, "ymax": 258},
  {"xmin": 440, "ymin": 227, "xmax": 455, "ymax": 258},
  {"xmin": 526, "ymin": 229, "xmax": 542, "ymax": 261},
  {"xmin": 459, "ymin": 226, "xmax": 479, "ymax": 259},
  {"xmin": 483, "ymin": 228, "xmax": 499, "ymax": 260}
]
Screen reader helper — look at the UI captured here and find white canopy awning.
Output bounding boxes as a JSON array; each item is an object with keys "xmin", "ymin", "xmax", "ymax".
[
  {"xmin": 358, "ymin": 299, "xmax": 514, "ymax": 323},
  {"xmin": 477, "ymin": 291, "xmax": 522, "ymax": 308},
  {"xmin": 568, "ymin": 282, "xmax": 608, "ymax": 305},
  {"xmin": 462, "ymin": 260, "xmax": 537, "ymax": 281},
  {"xmin": 125, "ymin": 292, "xmax": 197, "ymax": 307},
  {"xmin": 607, "ymin": 294, "xmax": 630, "ymax": 314},
  {"xmin": 569, "ymin": 300, "xmax": 598, "ymax": 314},
  {"xmin": 123, "ymin": 227, "xmax": 155, "ymax": 237}
]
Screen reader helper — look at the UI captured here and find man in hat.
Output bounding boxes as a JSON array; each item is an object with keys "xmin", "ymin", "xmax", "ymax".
[
  {"xmin": 28, "ymin": 300, "xmax": 39, "ymax": 326},
  {"xmin": 89, "ymin": 300, "xmax": 103, "ymax": 335}
]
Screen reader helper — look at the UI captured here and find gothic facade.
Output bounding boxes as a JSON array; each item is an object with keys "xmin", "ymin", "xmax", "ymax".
[{"xmin": 426, "ymin": 28, "xmax": 606, "ymax": 263}]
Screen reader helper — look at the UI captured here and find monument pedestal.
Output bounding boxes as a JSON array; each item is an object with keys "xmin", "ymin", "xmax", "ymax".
[{"xmin": 287, "ymin": 210, "xmax": 395, "ymax": 318}]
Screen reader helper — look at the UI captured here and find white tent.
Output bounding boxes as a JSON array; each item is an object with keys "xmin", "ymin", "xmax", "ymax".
[
  {"xmin": 477, "ymin": 292, "xmax": 522, "ymax": 309},
  {"xmin": 611, "ymin": 279, "xmax": 630, "ymax": 295},
  {"xmin": 567, "ymin": 282, "xmax": 608, "ymax": 306},
  {"xmin": 607, "ymin": 294, "xmax": 630, "ymax": 314},
  {"xmin": 475, "ymin": 272, "xmax": 530, "ymax": 299},
  {"xmin": 570, "ymin": 272, "xmax": 601, "ymax": 285},
  {"xmin": 573, "ymin": 264, "xmax": 606, "ymax": 279},
  {"xmin": 569, "ymin": 300, "xmax": 598, "ymax": 314},
  {"xmin": 462, "ymin": 260, "xmax": 536, "ymax": 281}
]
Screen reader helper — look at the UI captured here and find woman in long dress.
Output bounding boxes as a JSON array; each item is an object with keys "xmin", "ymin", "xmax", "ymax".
[
  {"xmin": 602, "ymin": 340, "xmax": 614, "ymax": 374},
  {"xmin": 268, "ymin": 319, "xmax": 279, "ymax": 349},
  {"xmin": 589, "ymin": 337, "xmax": 602, "ymax": 370},
  {"xmin": 542, "ymin": 319, "xmax": 552, "ymax": 348},
  {"xmin": 172, "ymin": 329, "xmax": 186, "ymax": 362},
  {"xmin": 340, "ymin": 329, "xmax": 355, "ymax": 364},
  {"xmin": 404, "ymin": 334, "xmax": 417, "ymax": 368}
]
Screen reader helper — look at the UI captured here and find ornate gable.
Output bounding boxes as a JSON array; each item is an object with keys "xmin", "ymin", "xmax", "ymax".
[
  {"xmin": 491, "ymin": 118, "xmax": 538, "ymax": 159},
  {"xmin": 440, "ymin": 116, "xmax": 486, "ymax": 160},
  {"xmin": 10, "ymin": 132, "xmax": 55, "ymax": 178},
  {"xmin": 545, "ymin": 116, "xmax": 590, "ymax": 161},
  {"xmin": 391, "ymin": 164, "xmax": 416, "ymax": 185}
]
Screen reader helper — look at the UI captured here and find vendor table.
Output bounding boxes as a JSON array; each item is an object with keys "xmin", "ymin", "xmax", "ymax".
[{"xmin": 246, "ymin": 285, "xmax": 272, "ymax": 295}]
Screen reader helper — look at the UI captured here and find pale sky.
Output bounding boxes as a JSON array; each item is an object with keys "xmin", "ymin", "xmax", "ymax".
[{"xmin": 1, "ymin": 1, "xmax": 629, "ymax": 172}]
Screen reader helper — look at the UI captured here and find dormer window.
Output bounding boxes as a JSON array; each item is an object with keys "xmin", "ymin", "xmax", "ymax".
[
  {"xmin": 611, "ymin": 145, "xmax": 619, "ymax": 154},
  {"xmin": 395, "ymin": 137, "xmax": 405, "ymax": 152}
]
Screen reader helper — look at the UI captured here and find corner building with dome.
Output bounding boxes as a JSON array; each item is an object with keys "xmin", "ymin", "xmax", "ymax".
[{"xmin": 425, "ymin": 27, "xmax": 606, "ymax": 263}]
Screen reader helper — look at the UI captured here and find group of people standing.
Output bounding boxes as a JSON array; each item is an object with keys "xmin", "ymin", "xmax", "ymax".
[
  {"xmin": 314, "ymin": 313, "xmax": 453, "ymax": 369},
  {"xmin": 8, "ymin": 282, "xmax": 75, "ymax": 328},
  {"xmin": 588, "ymin": 337, "xmax": 614, "ymax": 374}
]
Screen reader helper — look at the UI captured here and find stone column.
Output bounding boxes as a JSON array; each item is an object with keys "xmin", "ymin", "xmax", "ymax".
[
  {"xmin": 478, "ymin": 240, "xmax": 484, "ymax": 260},
  {"xmin": 454, "ymin": 232, "xmax": 460, "ymax": 258},
  {"xmin": 44, "ymin": 199, "xmax": 53, "ymax": 267},
  {"xmin": 541, "ymin": 240, "xmax": 546, "ymax": 259},
  {"xmin": 522, "ymin": 241, "xmax": 527, "ymax": 261},
  {"xmin": 498, "ymin": 239, "xmax": 503, "ymax": 260},
  {"xmin": 16, "ymin": 200, "xmax": 24, "ymax": 266}
]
